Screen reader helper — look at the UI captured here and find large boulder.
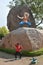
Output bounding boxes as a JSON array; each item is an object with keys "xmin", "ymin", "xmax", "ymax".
[
  {"xmin": 7, "ymin": 5, "xmax": 36, "ymax": 31},
  {"xmin": 1, "ymin": 27, "xmax": 43, "ymax": 51}
]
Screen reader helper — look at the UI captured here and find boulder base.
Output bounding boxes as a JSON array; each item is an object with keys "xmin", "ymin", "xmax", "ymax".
[{"xmin": 1, "ymin": 27, "xmax": 43, "ymax": 51}]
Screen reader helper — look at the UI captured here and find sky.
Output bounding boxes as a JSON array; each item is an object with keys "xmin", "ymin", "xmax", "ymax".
[
  {"xmin": 0, "ymin": 0, "xmax": 11, "ymax": 28},
  {"xmin": 0, "ymin": 0, "xmax": 43, "ymax": 29}
]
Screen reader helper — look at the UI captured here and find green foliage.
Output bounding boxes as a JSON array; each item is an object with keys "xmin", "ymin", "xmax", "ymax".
[
  {"xmin": 0, "ymin": 48, "xmax": 43, "ymax": 56},
  {"xmin": 37, "ymin": 26, "xmax": 43, "ymax": 29},
  {"xmin": 0, "ymin": 26, "xmax": 9, "ymax": 39},
  {"xmin": 0, "ymin": 48, "xmax": 15, "ymax": 54},
  {"xmin": 0, "ymin": 34, "xmax": 4, "ymax": 39},
  {"xmin": 8, "ymin": 0, "xmax": 43, "ymax": 19},
  {"xmin": 22, "ymin": 48, "xmax": 43, "ymax": 56}
]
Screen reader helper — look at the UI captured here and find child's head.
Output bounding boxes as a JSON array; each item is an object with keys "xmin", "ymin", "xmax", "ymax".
[
  {"xmin": 16, "ymin": 43, "xmax": 20, "ymax": 46},
  {"xmin": 23, "ymin": 12, "xmax": 29, "ymax": 20}
]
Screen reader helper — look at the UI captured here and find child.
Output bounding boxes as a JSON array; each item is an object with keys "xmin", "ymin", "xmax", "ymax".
[
  {"xmin": 17, "ymin": 12, "xmax": 31, "ymax": 27},
  {"xmin": 31, "ymin": 57, "xmax": 37, "ymax": 64},
  {"xmin": 15, "ymin": 43, "xmax": 22, "ymax": 60}
]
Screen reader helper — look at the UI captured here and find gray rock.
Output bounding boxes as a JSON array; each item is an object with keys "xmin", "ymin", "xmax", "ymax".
[
  {"xmin": 7, "ymin": 5, "xmax": 36, "ymax": 31},
  {"xmin": 1, "ymin": 27, "xmax": 43, "ymax": 51}
]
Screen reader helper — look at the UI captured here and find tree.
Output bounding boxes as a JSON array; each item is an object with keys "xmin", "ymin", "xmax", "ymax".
[
  {"xmin": 8, "ymin": 0, "xmax": 43, "ymax": 26},
  {"xmin": 0, "ymin": 26, "xmax": 9, "ymax": 39}
]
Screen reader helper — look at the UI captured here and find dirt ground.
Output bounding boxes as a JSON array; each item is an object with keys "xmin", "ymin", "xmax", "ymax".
[{"xmin": 0, "ymin": 52, "xmax": 43, "ymax": 65}]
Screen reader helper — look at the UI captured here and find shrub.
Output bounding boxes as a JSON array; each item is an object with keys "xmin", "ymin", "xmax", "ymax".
[{"xmin": 0, "ymin": 48, "xmax": 43, "ymax": 56}]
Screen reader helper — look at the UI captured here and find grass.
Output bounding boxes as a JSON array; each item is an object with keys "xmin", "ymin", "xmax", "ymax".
[
  {"xmin": 22, "ymin": 48, "xmax": 43, "ymax": 56},
  {"xmin": 0, "ymin": 48, "xmax": 15, "ymax": 54},
  {"xmin": 0, "ymin": 48, "xmax": 43, "ymax": 57}
]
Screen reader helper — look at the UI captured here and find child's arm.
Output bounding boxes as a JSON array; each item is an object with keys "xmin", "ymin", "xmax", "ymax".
[{"xmin": 17, "ymin": 15, "xmax": 23, "ymax": 19}]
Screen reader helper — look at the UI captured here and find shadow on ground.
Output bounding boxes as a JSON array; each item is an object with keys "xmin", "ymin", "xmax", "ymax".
[
  {"xmin": 0, "ymin": 51, "xmax": 15, "ymax": 59},
  {"xmin": 0, "ymin": 51, "xmax": 21, "ymax": 62}
]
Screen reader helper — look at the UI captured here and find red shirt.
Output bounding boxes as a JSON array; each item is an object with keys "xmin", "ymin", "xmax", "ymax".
[{"xmin": 15, "ymin": 45, "xmax": 22, "ymax": 52}]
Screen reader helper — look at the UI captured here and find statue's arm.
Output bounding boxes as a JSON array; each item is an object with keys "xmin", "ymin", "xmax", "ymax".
[{"xmin": 17, "ymin": 15, "xmax": 23, "ymax": 19}]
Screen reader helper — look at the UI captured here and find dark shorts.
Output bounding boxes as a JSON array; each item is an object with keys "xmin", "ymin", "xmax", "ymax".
[
  {"xmin": 15, "ymin": 51, "xmax": 22, "ymax": 59},
  {"xmin": 19, "ymin": 21, "xmax": 31, "ymax": 27}
]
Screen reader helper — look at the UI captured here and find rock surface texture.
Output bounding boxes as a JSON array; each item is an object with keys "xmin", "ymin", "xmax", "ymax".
[
  {"xmin": 1, "ymin": 27, "xmax": 43, "ymax": 51},
  {"xmin": 7, "ymin": 5, "xmax": 36, "ymax": 31}
]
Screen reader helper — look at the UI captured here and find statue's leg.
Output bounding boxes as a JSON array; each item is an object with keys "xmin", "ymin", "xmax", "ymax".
[
  {"xmin": 26, "ymin": 22, "xmax": 31, "ymax": 27},
  {"xmin": 19, "ymin": 21, "xmax": 24, "ymax": 27}
]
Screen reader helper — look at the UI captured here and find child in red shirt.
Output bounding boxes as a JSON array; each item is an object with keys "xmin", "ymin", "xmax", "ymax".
[{"xmin": 15, "ymin": 43, "xmax": 22, "ymax": 59}]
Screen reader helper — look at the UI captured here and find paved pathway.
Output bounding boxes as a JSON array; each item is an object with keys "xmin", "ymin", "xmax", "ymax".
[{"xmin": 0, "ymin": 52, "xmax": 43, "ymax": 65}]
